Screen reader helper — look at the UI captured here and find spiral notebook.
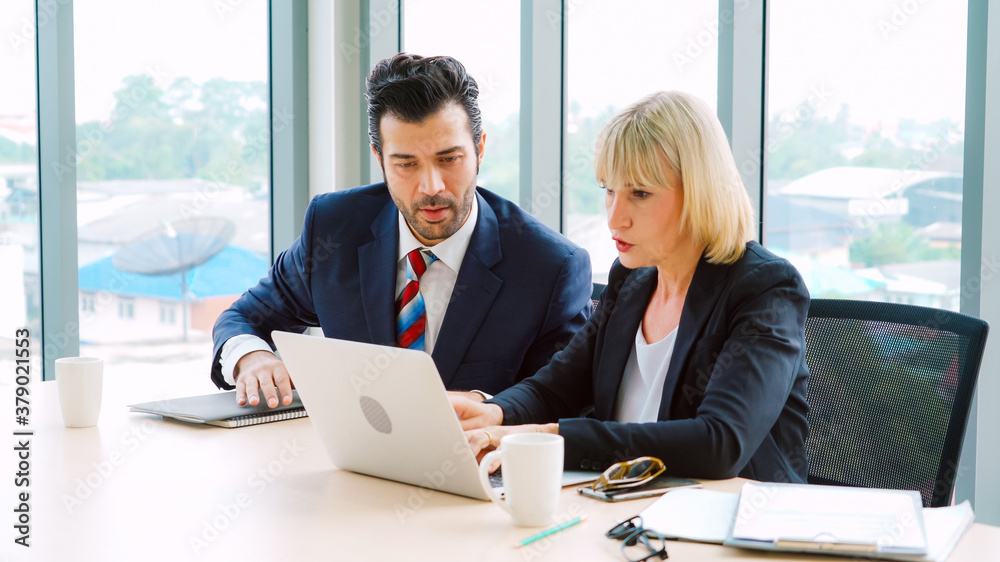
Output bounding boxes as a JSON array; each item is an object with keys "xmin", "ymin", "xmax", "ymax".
[{"xmin": 128, "ymin": 390, "xmax": 308, "ymax": 428}]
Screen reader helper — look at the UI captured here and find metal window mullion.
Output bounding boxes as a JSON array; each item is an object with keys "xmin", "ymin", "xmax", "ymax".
[
  {"xmin": 360, "ymin": 0, "xmax": 401, "ymax": 186},
  {"xmin": 36, "ymin": 0, "xmax": 79, "ymax": 380},
  {"xmin": 958, "ymin": 0, "xmax": 1000, "ymax": 525},
  {"xmin": 309, "ymin": 0, "xmax": 335, "ymax": 199},
  {"xmin": 718, "ymin": 0, "xmax": 766, "ymax": 242},
  {"xmin": 269, "ymin": 0, "xmax": 310, "ymax": 259},
  {"xmin": 328, "ymin": 1, "xmax": 361, "ymax": 193},
  {"xmin": 520, "ymin": 0, "xmax": 562, "ymax": 231}
]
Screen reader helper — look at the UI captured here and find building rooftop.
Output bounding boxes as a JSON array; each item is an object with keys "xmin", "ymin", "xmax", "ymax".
[
  {"xmin": 765, "ymin": 196, "xmax": 853, "ymax": 232},
  {"xmin": 778, "ymin": 166, "xmax": 960, "ymax": 200},
  {"xmin": 916, "ymin": 222, "xmax": 962, "ymax": 243},
  {"xmin": 78, "ymin": 245, "xmax": 269, "ymax": 300},
  {"xmin": 76, "ymin": 179, "xmax": 269, "ymax": 256}
]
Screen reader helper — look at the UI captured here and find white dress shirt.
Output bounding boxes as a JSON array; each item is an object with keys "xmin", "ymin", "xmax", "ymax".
[
  {"xmin": 219, "ymin": 198, "xmax": 479, "ymax": 386},
  {"xmin": 613, "ymin": 322, "xmax": 679, "ymax": 423}
]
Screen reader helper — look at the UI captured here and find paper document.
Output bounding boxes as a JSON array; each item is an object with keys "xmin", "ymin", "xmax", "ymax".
[
  {"xmin": 726, "ymin": 482, "xmax": 927, "ymax": 556},
  {"xmin": 883, "ymin": 501, "xmax": 974, "ymax": 562},
  {"xmin": 641, "ymin": 484, "xmax": 973, "ymax": 561},
  {"xmin": 639, "ymin": 489, "xmax": 739, "ymax": 543}
]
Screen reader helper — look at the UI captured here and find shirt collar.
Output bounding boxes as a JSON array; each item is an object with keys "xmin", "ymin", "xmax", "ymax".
[{"xmin": 396, "ymin": 194, "xmax": 479, "ymax": 274}]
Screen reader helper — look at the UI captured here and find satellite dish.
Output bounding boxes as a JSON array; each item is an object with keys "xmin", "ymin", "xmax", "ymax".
[
  {"xmin": 113, "ymin": 217, "xmax": 236, "ymax": 275},
  {"xmin": 112, "ymin": 217, "xmax": 236, "ymax": 341}
]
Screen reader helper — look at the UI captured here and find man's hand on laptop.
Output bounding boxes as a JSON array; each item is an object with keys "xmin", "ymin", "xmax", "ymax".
[{"xmin": 234, "ymin": 350, "xmax": 295, "ymax": 408}]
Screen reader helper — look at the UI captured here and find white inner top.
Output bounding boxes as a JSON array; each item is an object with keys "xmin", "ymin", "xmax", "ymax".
[{"xmin": 613, "ymin": 322, "xmax": 679, "ymax": 423}]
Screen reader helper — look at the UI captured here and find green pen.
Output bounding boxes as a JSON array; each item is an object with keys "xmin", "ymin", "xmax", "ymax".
[{"xmin": 513, "ymin": 515, "xmax": 588, "ymax": 548}]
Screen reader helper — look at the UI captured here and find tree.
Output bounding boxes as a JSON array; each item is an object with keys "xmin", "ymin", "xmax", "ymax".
[
  {"xmin": 74, "ymin": 74, "xmax": 269, "ymax": 190},
  {"xmin": 476, "ymin": 114, "xmax": 519, "ymax": 202},
  {"xmin": 564, "ymin": 103, "xmax": 619, "ymax": 216},
  {"xmin": 849, "ymin": 222, "xmax": 960, "ymax": 267},
  {"xmin": 850, "ymin": 133, "xmax": 918, "ymax": 169},
  {"xmin": 766, "ymin": 103, "xmax": 853, "ymax": 181},
  {"xmin": 849, "ymin": 223, "xmax": 912, "ymax": 267},
  {"xmin": 0, "ymin": 137, "xmax": 34, "ymax": 164}
]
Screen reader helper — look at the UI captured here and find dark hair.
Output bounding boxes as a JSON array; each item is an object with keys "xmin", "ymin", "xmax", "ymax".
[{"xmin": 366, "ymin": 53, "xmax": 483, "ymax": 157}]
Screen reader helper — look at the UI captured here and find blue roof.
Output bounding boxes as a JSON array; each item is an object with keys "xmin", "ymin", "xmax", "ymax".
[
  {"xmin": 766, "ymin": 196, "xmax": 848, "ymax": 229},
  {"xmin": 79, "ymin": 245, "xmax": 269, "ymax": 300}
]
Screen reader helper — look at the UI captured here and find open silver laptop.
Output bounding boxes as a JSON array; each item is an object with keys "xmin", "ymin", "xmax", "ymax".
[{"xmin": 271, "ymin": 330, "xmax": 598, "ymax": 500}]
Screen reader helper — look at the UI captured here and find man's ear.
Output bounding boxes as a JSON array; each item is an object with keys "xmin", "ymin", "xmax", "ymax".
[
  {"xmin": 476, "ymin": 130, "xmax": 486, "ymax": 168},
  {"xmin": 370, "ymin": 145, "xmax": 382, "ymax": 167}
]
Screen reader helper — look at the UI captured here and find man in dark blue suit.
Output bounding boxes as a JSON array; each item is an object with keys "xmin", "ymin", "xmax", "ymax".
[{"xmin": 210, "ymin": 53, "xmax": 592, "ymax": 408}]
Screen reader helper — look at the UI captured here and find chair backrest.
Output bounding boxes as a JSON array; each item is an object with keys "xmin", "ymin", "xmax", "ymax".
[
  {"xmin": 591, "ymin": 283, "xmax": 607, "ymax": 314},
  {"xmin": 803, "ymin": 298, "xmax": 988, "ymax": 507}
]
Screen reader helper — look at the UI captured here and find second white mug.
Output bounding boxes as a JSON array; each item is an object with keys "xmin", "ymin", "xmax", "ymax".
[
  {"xmin": 55, "ymin": 357, "xmax": 103, "ymax": 428},
  {"xmin": 478, "ymin": 432, "xmax": 564, "ymax": 527}
]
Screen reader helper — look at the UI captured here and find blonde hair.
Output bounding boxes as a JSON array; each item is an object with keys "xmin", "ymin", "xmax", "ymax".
[{"xmin": 594, "ymin": 91, "xmax": 756, "ymax": 264}]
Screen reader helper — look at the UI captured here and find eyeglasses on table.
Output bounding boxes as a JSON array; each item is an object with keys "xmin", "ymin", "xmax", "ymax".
[
  {"xmin": 590, "ymin": 456, "xmax": 667, "ymax": 493},
  {"xmin": 605, "ymin": 515, "xmax": 668, "ymax": 562}
]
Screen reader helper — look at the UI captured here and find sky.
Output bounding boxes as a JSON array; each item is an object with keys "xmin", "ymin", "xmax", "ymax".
[
  {"xmin": 404, "ymin": 0, "xmax": 720, "ymax": 122},
  {"xmin": 0, "ymin": 0, "xmax": 969, "ymax": 129},
  {"xmin": 404, "ymin": 0, "xmax": 968, "ymax": 128},
  {"xmin": 1, "ymin": 0, "xmax": 268, "ymax": 123},
  {"xmin": 768, "ymin": 0, "xmax": 968, "ymax": 127},
  {"xmin": 404, "ymin": 0, "xmax": 523, "ymax": 121}
]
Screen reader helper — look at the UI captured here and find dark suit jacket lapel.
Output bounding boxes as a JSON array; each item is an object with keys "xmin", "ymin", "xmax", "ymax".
[
  {"xmin": 358, "ymin": 200, "xmax": 399, "ymax": 346},
  {"xmin": 657, "ymin": 257, "xmax": 730, "ymax": 419},
  {"xmin": 593, "ymin": 268, "xmax": 656, "ymax": 419},
  {"xmin": 434, "ymin": 193, "xmax": 503, "ymax": 386}
]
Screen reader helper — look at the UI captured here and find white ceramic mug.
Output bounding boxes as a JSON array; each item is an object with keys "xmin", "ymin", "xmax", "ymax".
[
  {"xmin": 55, "ymin": 357, "xmax": 103, "ymax": 428},
  {"xmin": 478, "ymin": 433, "xmax": 564, "ymax": 527}
]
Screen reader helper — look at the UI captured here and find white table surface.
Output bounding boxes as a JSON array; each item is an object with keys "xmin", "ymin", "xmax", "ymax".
[{"xmin": 2, "ymin": 366, "xmax": 998, "ymax": 561}]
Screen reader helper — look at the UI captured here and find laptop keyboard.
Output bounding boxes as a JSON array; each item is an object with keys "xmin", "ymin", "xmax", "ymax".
[{"xmin": 488, "ymin": 468, "xmax": 503, "ymax": 489}]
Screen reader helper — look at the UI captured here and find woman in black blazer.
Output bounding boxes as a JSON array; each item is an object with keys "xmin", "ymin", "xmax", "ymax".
[{"xmin": 452, "ymin": 91, "xmax": 810, "ymax": 483}]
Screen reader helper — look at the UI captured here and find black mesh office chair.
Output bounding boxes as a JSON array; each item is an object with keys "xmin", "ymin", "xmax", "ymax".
[{"xmin": 803, "ymin": 298, "xmax": 988, "ymax": 507}]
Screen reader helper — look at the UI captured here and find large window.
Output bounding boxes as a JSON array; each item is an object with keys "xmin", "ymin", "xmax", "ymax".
[
  {"xmin": 403, "ymin": 0, "xmax": 520, "ymax": 202},
  {"xmin": 12, "ymin": 0, "xmax": 1000, "ymax": 525},
  {"xmin": 0, "ymin": 0, "xmax": 42, "ymax": 383},
  {"xmin": 73, "ymin": 0, "xmax": 270, "ymax": 366},
  {"xmin": 563, "ymin": 0, "xmax": 719, "ymax": 281},
  {"xmin": 766, "ymin": 0, "xmax": 967, "ymax": 311}
]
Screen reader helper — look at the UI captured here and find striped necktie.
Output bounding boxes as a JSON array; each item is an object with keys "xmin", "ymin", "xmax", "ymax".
[{"xmin": 396, "ymin": 248, "xmax": 437, "ymax": 351}]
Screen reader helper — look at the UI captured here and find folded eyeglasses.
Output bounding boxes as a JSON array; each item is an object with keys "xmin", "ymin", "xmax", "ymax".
[{"xmin": 589, "ymin": 456, "xmax": 667, "ymax": 493}]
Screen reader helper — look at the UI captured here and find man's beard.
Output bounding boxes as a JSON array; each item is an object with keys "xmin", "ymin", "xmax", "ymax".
[{"xmin": 393, "ymin": 180, "xmax": 476, "ymax": 243}]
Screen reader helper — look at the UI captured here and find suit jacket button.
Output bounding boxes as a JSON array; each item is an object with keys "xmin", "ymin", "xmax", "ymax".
[{"xmin": 579, "ymin": 460, "xmax": 590, "ymax": 469}]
